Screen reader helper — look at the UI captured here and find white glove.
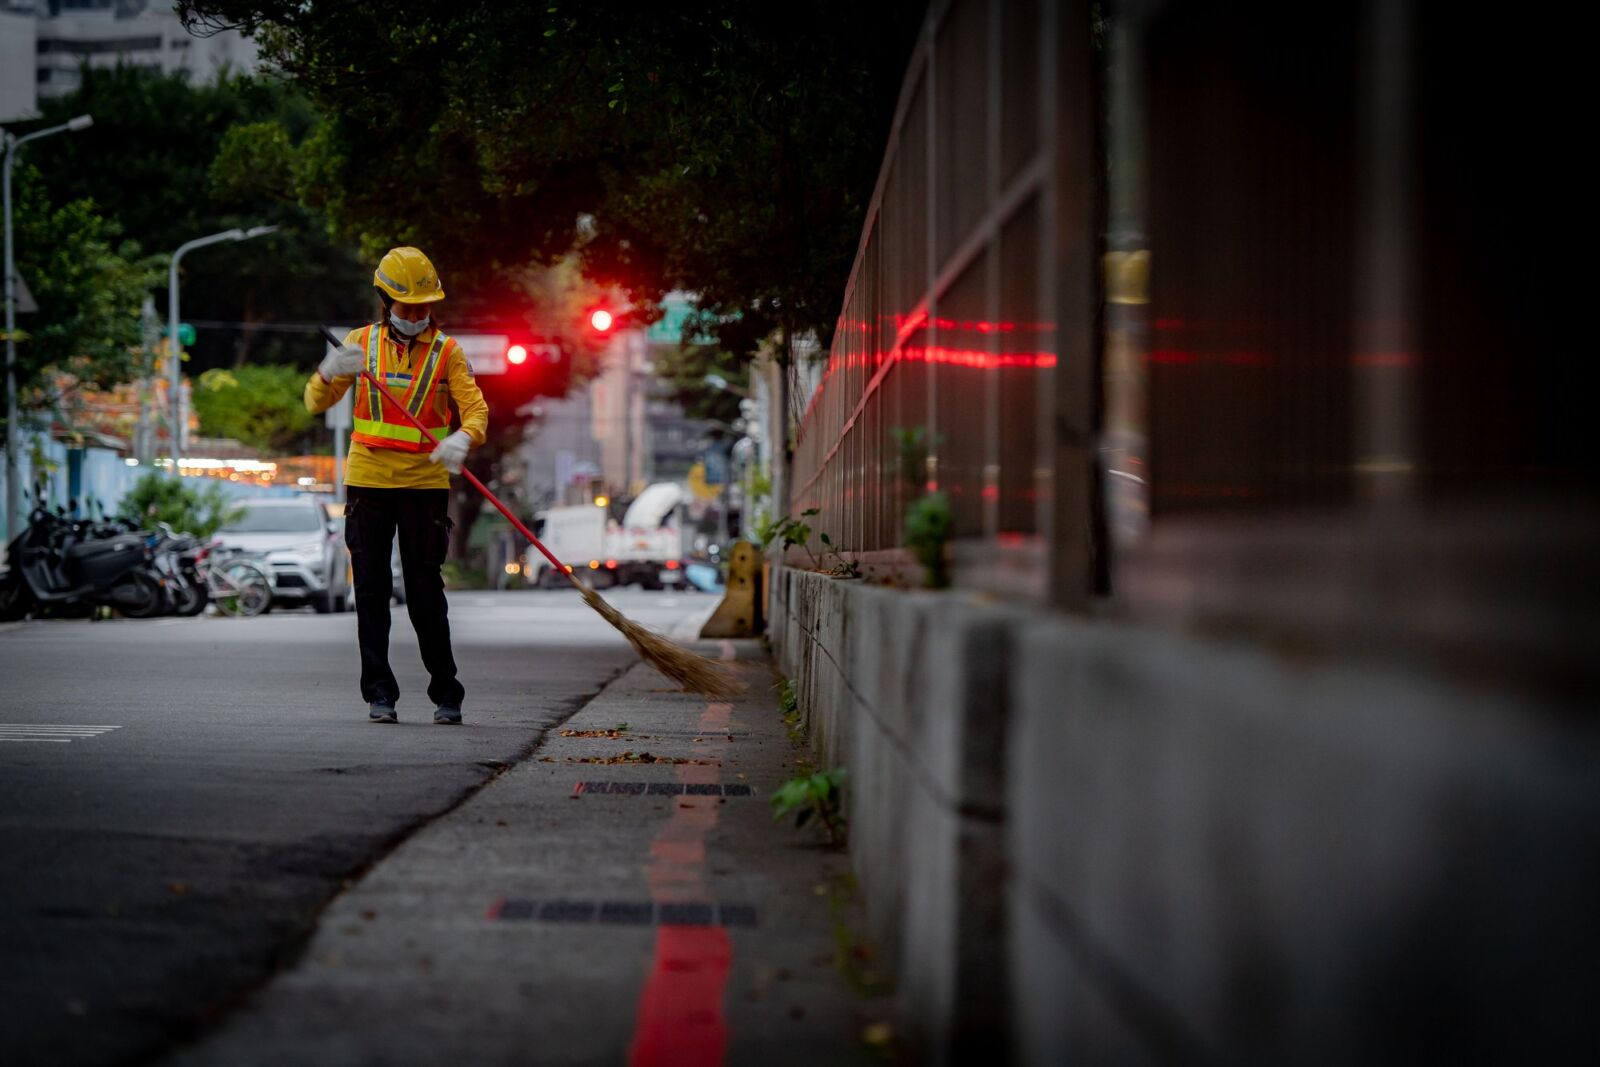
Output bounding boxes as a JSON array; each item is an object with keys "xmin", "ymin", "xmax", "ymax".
[
  {"xmin": 318, "ymin": 344, "xmax": 365, "ymax": 380},
  {"xmin": 429, "ymin": 429, "xmax": 471, "ymax": 474}
]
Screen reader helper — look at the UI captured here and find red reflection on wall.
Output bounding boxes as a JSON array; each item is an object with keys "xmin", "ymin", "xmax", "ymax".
[{"xmin": 903, "ymin": 346, "xmax": 1057, "ymax": 369}]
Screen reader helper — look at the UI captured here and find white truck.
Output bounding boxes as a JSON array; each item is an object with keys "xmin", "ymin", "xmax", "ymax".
[
  {"xmin": 525, "ymin": 504, "xmax": 616, "ymax": 588},
  {"xmin": 606, "ymin": 482, "xmax": 690, "ymax": 590}
]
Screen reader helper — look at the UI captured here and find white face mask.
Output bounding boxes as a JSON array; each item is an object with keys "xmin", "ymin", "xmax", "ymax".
[{"xmin": 390, "ymin": 311, "xmax": 429, "ymax": 337}]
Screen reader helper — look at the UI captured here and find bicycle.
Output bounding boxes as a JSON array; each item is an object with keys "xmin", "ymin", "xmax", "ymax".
[{"xmin": 195, "ymin": 543, "xmax": 273, "ymax": 618}]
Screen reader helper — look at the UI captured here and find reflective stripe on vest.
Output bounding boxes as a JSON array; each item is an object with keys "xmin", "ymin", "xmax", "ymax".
[{"xmin": 350, "ymin": 325, "xmax": 453, "ymax": 451}]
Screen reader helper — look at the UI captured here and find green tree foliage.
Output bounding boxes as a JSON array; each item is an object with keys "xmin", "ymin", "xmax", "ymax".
[
  {"xmin": 191, "ymin": 365, "xmax": 315, "ymax": 452},
  {"xmin": 26, "ymin": 66, "xmax": 370, "ymax": 373},
  {"xmin": 6, "ymin": 164, "xmax": 161, "ymax": 407},
  {"xmin": 652, "ymin": 342, "xmax": 747, "ymax": 426},
  {"xmin": 120, "ymin": 471, "xmax": 244, "ymax": 537},
  {"xmin": 175, "ymin": 1, "xmax": 922, "ymax": 364}
]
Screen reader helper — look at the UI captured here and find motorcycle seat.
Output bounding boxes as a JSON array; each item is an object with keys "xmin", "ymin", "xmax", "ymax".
[{"xmin": 65, "ymin": 534, "xmax": 145, "ymax": 561}]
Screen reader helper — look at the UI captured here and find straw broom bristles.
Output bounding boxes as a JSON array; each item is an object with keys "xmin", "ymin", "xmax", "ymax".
[{"xmin": 577, "ymin": 581, "xmax": 745, "ymax": 700}]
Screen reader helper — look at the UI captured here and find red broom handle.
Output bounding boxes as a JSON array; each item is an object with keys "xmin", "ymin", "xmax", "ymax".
[{"xmin": 354, "ymin": 367, "xmax": 569, "ymax": 577}]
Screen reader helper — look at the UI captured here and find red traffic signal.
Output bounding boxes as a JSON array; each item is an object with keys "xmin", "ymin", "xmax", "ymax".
[
  {"xmin": 589, "ymin": 309, "xmax": 614, "ymax": 333},
  {"xmin": 506, "ymin": 343, "xmax": 529, "ymax": 365}
]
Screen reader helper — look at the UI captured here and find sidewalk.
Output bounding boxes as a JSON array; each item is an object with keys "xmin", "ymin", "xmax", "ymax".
[{"xmin": 168, "ymin": 638, "xmax": 888, "ymax": 1066}]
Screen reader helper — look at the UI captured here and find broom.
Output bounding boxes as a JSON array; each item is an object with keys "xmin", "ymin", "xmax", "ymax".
[{"xmin": 319, "ymin": 325, "xmax": 742, "ymax": 701}]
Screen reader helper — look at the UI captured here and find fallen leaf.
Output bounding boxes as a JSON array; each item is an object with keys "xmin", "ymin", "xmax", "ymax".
[
  {"xmin": 167, "ymin": 882, "xmax": 189, "ymax": 895},
  {"xmin": 361, "ymin": 910, "xmax": 377, "ymax": 921}
]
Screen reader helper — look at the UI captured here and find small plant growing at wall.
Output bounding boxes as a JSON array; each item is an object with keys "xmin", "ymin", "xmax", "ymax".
[
  {"xmin": 776, "ymin": 677, "xmax": 800, "ymax": 721},
  {"xmin": 762, "ymin": 507, "xmax": 861, "ymax": 577},
  {"xmin": 771, "ymin": 768, "xmax": 847, "ymax": 847},
  {"xmin": 888, "ymin": 426, "xmax": 927, "ymax": 486},
  {"xmin": 904, "ymin": 491, "xmax": 953, "ymax": 588},
  {"xmin": 817, "ymin": 532, "xmax": 862, "ymax": 578},
  {"xmin": 761, "ymin": 508, "xmax": 819, "ymax": 561}
]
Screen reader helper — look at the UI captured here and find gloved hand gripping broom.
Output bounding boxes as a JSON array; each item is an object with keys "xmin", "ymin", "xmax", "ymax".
[{"xmin": 319, "ymin": 325, "xmax": 741, "ymax": 701}]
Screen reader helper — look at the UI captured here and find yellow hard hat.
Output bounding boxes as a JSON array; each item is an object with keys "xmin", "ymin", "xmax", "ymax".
[{"xmin": 373, "ymin": 246, "xmax": 445, "ymax": 304}]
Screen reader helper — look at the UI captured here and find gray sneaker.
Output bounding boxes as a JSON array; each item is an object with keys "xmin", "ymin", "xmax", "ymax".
[
  {"xmin": 433, "ymin": 705, "xmax": 462, "ymax": 725},
  {"xmin": 369, "ymin": 700, "xmax": 398, "ymax": 724}
]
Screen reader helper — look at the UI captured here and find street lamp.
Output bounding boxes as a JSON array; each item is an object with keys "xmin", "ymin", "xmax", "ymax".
[
  {"xmin": 166, "ymin": 224, "xmax": 277, "ymax": 476},
  {"xmin": 3, "ymin": 113, "xmax": 93, "ymax": 541}
]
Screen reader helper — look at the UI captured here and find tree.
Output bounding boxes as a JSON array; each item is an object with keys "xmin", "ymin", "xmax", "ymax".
[
  {"xmin": 3, "ymin": 163, "xmax": 161, "ymax": 429},
  {"xmin": 191, "ymin": 365, "xmax": 316, "ymax": 452},
  {"xmin": 120, "ymin": 471, "xmax": 244, "ymax": 537},
  {"xmin": 25, "ymin": 66, "xmax": 371, "ymax": 374},
  {"xmin": 175, "ymin": 2, "xmax": 922, "ymax": 362}
]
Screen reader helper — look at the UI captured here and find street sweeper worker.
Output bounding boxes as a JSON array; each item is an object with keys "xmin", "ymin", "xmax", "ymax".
[{"xmin": 304, "ymin": 246, "xmax": 487, "ymax": 726}]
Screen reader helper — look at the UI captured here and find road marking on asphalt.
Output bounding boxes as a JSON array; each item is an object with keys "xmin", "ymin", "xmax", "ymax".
[{"xmin": 0, "ymin": 724, "xmax": 121, "ymax": 743}]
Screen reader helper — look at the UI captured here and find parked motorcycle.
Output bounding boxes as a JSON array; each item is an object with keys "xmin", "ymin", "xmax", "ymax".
[{"xmin": 0, "ymin": 505, "xmax": 164, "ymax": 620}]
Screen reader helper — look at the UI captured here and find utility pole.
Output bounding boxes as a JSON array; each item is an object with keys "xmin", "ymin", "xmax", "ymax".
[
  {"xmin": 621, "ymin": 332, "xmax": 636, "ymax": 497},
  {"xmin": 136, "ymin": 296, "xmax": 158, "ymax": 464},
  {"xmin": 165, "ymin": 225, "xmax": 277, "ymax": 477}
]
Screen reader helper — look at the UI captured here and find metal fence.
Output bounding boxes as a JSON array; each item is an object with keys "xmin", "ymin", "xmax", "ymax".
[
  {"xmin": 787, "ymin": 0, "xmax": 1062, "ymax": 596},
  {"xmin": 787, "ymin": 0, "xmax": 1591, "ymax": 629}
]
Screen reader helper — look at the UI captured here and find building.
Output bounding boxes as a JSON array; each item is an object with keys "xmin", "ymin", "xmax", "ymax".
[
  {"xmin": 0, "ymin": 0, "xmax": 258, "ymax": 119},
  {"xmin": 585, "ymin": 293, "xmax": 720, "ymax": 501},
  {"xmin": 0, "ymin": 5, "xmax": 38, "ymax": 122},
  {"xmin": 515, "ymin": 389, "xmax": 603, "ymax": 512}
]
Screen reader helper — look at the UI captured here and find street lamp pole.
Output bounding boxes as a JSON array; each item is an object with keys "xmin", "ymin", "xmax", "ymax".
[
  {"xmin": 165, "ymin": 225, "xmax": 276, "ymax": 477},
  {"xmin": 3, "ymin": 113, "xmax": 92, "ymax": 541}
]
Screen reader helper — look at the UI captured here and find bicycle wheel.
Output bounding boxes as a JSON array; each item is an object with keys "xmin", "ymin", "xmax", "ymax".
[{"xmin": 214, "ymin": 560, "xmax": 272, "ymax": 617}]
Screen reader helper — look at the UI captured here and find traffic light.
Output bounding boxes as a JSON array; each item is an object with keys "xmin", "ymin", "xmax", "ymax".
[{"xmin": 588, "ymin": 308, "xmax": 614, "ymax": 333}]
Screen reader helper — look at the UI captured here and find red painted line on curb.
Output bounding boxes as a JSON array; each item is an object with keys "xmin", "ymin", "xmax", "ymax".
[{"xmin": 629, "ymin": 647, "xmax": 739, "ymax": 1067}]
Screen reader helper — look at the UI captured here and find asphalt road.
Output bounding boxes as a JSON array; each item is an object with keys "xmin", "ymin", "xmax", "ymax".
[{"xmin": 0, "ymin": 589, "xmax": 710, "ymax": 1066}]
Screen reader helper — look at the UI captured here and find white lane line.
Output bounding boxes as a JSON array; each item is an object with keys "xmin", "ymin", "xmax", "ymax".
[
  {"xmin": 0, "ymin": 729, "xmax": 121, "ymax": 734},
  {"xmin": 0, "ymin": 724, "xmax": 122, "ymax": 743},
  {"xmin": 0, "ymin": 726, "xmax": 120, "ymax": 735}
]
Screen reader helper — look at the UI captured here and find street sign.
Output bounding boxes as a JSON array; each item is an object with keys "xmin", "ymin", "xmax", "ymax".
[
  {"xmin": 11, "ymin": 271, "xmax": 37, "ymax": 314},
  {"xmin": 704, "ymin": 443, "xmax": 730, "ymax": 485},
  {"xmin": 451, "ymin": 335, "xmax": 562, "ymax": 376},
  {"xmin": 454, "ymin": 334, "xmax": 509, "ymax": 376}
]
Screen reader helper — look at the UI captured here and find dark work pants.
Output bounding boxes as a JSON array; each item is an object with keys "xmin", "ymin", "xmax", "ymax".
[{"xmin": 344, "ymin": 486, "xmax": 465, "ymax": 710}]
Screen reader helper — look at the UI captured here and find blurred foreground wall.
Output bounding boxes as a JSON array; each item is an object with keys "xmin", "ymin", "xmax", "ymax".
[{"xmin": 770, "ymin": 1, "xmax": 1596, "ymax": 1063}]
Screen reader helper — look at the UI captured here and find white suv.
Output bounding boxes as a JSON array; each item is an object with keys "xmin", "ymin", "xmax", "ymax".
[{"xmin": 216, "ymin": 496, "xmax": 349, "ymax": 613}]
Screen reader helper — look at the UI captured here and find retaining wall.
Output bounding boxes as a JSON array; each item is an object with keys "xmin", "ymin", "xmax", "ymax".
[{"xmin": 770, "ymin": 565, "xmax": 1599, "ymax": 1066}]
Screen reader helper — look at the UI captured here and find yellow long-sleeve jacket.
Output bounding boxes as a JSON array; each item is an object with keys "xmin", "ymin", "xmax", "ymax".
[{"xmin": 305, "ymin": 323, "xmax": 489, "ymax": 490}]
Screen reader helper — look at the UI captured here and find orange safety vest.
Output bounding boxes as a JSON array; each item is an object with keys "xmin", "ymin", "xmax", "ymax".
[{"xmin": 349, "ymin": 323, "xmax": 454, "ymax": 452}]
